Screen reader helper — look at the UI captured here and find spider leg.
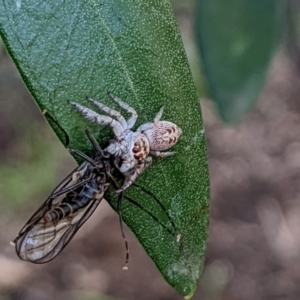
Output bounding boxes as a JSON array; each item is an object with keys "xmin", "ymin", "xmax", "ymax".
[
  {"xmin": 116, "ymin": 157, "xmax": 152, "ymax": 193},
  {"xmin": 107, "ymin": 92, "xmax": 138, "ymax": 129},
  {"xmin": 86, "ymin": 97, "xmax": 127, "ymax": 130},
  {"xmin": 136, "ymin": 106, "xmax": 165, "ymax": 132},
  {"xmin": 154, "ymin": 106, "xmax": 164, "ymax": 125},
  {"xmin": 150, "ymin": 151, "xmax": 176, "ymax": 157},
  {"xmin": 69, "ymin": 102, "xmax": 124, "ymax": 140},
  {"xmin": 136, "ymin": 122, "xmax": 153, "ymax": 132}
]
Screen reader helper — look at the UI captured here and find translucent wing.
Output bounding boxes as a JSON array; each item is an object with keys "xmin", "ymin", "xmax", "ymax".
[{"xmin": 14, "ymin": 161, "xmax": 109, "ymax": 263}]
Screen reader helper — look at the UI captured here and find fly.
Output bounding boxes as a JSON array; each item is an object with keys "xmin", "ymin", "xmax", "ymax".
[{"xmin": 13, "ymin": 130, "xmax": 179, "ymax": 267}]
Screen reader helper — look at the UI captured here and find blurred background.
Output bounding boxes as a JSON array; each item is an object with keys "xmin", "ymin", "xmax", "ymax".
[{"xmin": 1, "ymin": 0, "xmax": 300, "ymax": 299}]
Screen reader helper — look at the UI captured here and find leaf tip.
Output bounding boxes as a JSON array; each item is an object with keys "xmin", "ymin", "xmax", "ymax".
[{"xmin": 184, "ymin": 286, "xmax": 196, "ymax": 300}]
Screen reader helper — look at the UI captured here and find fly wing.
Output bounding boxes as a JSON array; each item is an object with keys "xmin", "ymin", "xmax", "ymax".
[
  {"xmin": 14, "ymin": 162, "xmax": 107, "ymax": 263},
  {"xmin": 14, "ymin": 197, "xmax": 102, "ymax": 263}
]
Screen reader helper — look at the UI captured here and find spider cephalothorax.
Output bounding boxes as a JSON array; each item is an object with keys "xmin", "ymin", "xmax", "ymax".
[{"xmin": 70, "ymin": 93, "xmax": 182, "ymax": 192}]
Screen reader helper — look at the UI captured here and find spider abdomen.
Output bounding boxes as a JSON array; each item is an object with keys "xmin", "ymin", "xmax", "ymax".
[{"xmin": 143, "ymin": 121, "xmax": 182, "ymax": 151}]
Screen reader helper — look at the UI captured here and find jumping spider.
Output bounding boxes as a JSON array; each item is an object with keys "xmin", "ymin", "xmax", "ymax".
[{"xmin": 70, "ymin": 92, "xmax": 182, "ymax": 192}]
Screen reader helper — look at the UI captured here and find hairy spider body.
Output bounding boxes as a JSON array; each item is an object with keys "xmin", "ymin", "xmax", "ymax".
[
  {"xmin": 139, "ymin": 121, "xmax": 182, "ymax": 152},
  {"xmin": 106, "ymin": 131, "xmax": 150, "ymax": 173},
  {"xmin": 70, "ymin": 93, "xmax": 182, "ymax": 192}
]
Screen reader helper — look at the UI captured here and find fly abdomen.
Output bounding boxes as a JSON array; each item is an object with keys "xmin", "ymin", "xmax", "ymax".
[
  {"xmin": 44, "ymin": 203, "xmax": 74, "ymax": 222},
  {"xmin": 44, "ymin": 184, "xmax": 100, "ymax": 222}
]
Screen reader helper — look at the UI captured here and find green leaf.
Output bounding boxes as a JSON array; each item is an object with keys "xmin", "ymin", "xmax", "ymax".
[
  {"xmin": 0, "ymin": 0, "xmax": 209, "ymax": 296},
  {"xmin": 195, "ymin": 0, "xmax": 285, "ymax": 123}
]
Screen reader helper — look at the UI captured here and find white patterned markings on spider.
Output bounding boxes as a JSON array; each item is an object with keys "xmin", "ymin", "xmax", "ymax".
[
  {"xmin": 70, "ymin": 92, "xmax": 182, "ymax": 193},
  {"xmin": 13, "ymin": 93, "xmax": 182, "ymax": 264}
]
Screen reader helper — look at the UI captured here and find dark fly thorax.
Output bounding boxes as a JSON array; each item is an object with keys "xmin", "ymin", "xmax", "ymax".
[
  {"xmin": 107, "ymin": 156, "xmax": 126, "ymax": 185},
  {"xmin": 43, "ymin": 158, "xmax": 110, "ymax": 223}
]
